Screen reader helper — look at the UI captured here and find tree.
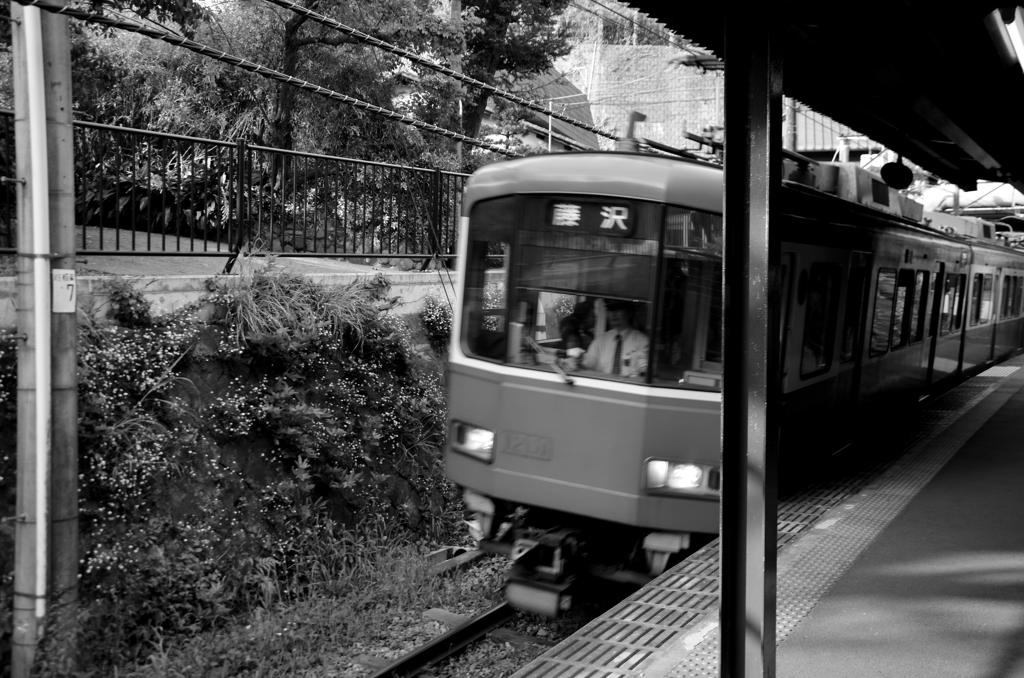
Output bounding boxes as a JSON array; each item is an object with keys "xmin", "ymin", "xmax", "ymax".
[{"xmin": 459, "ymin": 0, "xmax": 572, "ymax": 140}]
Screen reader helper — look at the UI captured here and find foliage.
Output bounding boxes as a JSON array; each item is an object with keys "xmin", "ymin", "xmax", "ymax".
[
  {"xmin": 419, "ymin": 294, "xmax": 453, "ymax": 353},
  {"xmin": 0, "ymin": 331, "xmax": 17, "ymax": 675},
  {"xmin": 460, "ymin": 0, "xmax": 574, "ymax": 140},
  {"xmin": 101, "ymin": 276, "xmax": 154, "ymax": 327},
  {"xmin": 0, "ymin": 271, "xmax": 462, "ymax": 675}
]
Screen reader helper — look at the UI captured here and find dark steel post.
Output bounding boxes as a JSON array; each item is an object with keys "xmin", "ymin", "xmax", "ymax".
[
  {"xmin": 431, "ymin": 167, "xmax": 442, "ymax": 256},
  {"xmin": 222, "ymin": 138, "xmax": 247, "ymax": 274},
  {"xmin": 719, "ymin": 5, "xmax": 782, "ymax": 678}
]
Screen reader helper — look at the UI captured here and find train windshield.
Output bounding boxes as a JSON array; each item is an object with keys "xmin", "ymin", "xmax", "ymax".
[{"xmin": 461, "ymin": 196, "xmax": 723, "ymax": 390}]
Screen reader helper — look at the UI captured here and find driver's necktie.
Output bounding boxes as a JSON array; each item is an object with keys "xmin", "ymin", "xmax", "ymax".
[{"xmin": 612, "ymin": 334, "xmax": 622, "ymax": 375}]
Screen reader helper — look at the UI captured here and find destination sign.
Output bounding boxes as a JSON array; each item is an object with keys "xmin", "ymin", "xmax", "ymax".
[{"xmin": 546, "ymin": 199, "xmax": 636, "ymax": 238}]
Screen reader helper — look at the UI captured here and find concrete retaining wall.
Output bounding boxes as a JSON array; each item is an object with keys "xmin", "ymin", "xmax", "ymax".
[{"xmin": 0, "ymin": 270, "xmax": 460, "ymax": 329}]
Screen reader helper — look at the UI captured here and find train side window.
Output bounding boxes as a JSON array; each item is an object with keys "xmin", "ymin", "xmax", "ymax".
[
  {"xmin": 1001, "ymin": 276, "xmax": 1013, "ymax": 319},
  {"xmin": 910, "ymin": 270, "xmax": 929, "ymax": 344},
  {"xmin": 980, "ymin": 274, "xmax": 994, "ymax": 324},
  {"xmin": 869, "ymin": 268, "xmax": 897, "ymax": 356},
  {"xmin": 840, "ymin": 267, "xmax": 866, "ymax": 363},
  {"xmin": 929, "ymin": 266, "xmax": 945, "ymax": 337},
  {"xmin": 970, "ymin": 273, "xmax": 984, "ymax": 325},
  {"xmin": 952, "ymin": 273, "xmax": 967, "ymax": 332},
  {"xmin": 800, "ymin": 263, "xmax": 841, "ymax": 377},
  {"xmin": 1011, "ymin": 274, "xmax": 1019, "ymax": 317},
  {"xmin": 1012, "ymin": 276, "xmax": 1020, "ymax": 317},
  {"xmin": 940, "ymin": 273, "xmax": 954, "ymax": 335},
  {"xmin": 891, "ymin": 269, "xmax": 916, "ymax": 350}
]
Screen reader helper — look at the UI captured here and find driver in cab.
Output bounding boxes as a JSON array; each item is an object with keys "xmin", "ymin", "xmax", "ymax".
[{"xmin": 578, "ymin": 299, "xmax": 648, "ymax": 377}]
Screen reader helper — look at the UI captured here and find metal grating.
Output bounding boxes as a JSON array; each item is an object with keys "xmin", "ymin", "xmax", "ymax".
[{"xmin": 512, "ymin": 355, "xmax": 1024, "ymax": 678}]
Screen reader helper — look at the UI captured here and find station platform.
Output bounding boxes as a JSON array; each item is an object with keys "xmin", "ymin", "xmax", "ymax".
[{"xmin": 511, "ymin": 354, "xmax": 1024, "ymax": 678}]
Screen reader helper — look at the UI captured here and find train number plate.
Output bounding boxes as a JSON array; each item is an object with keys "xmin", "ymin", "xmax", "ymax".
[{"xmin": 498, "ymin": 431, "xmax": 553, "ymax": 461}]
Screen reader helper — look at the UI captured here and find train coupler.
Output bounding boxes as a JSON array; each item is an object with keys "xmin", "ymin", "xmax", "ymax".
[
  {"xmin": 509, "ymin": 527, "xmax": 582, "ymax": 582},
  {"xmin": 506, "ymin": 569, "xmax": 574, "ymax": 617}
]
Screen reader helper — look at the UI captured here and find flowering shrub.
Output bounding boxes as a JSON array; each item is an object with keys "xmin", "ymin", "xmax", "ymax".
[
  {"xmin": 0, "ymin": 269, "xmax": 462, "ymax": 675},
  {"xmin": 419, "ymin": 294, "xmax": 453, "ymax": 352}
]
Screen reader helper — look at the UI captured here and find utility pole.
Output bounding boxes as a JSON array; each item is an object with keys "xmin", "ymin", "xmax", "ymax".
[
  {"xmin": 784, "ymin": 97, "xmax": 797, "ymax": 151},
  {"xmin": 451, "ymin": 0, "xmax": 463, "ymax": 166},
  {"xmin": 43, "ymin": 0, "xmax": 79, "ymax": 668},
  {"xmin": 10, "ymin": 1, "xmax": 77, "ymax": 675}
]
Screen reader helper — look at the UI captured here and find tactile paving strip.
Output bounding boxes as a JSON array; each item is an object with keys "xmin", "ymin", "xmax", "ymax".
[
  {"xmin": 978, "ymin": 365, "xmax": 1020, "ymax": 377},
  {"xmin": 511, "ymin": 356, "xmax": 1024, "ymax": 678}
]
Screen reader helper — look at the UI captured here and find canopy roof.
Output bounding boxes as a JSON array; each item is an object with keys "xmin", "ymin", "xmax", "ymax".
[{"xmin": 626, "ymin": 1, "xmax": 1024, "ymax": 192}]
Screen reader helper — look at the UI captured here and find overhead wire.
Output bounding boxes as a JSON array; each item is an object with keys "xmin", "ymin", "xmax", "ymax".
[{"xmin": 10, "ymin": 0, "xmax": 521, "ymax": 157}]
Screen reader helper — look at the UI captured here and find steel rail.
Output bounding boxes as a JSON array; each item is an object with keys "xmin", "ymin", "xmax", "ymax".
[{"xmin": 368, "ymin": 602, "xmax": 516, "ymax": 678}]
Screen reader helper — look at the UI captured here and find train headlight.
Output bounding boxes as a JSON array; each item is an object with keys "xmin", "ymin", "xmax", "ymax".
[
  {"xmin": 644, "ymin": 459, "xmax": 720, "ymax": 497},
  {"xmin": 450, "ymin": 421, "xmax": 495, "ymax": 463}
]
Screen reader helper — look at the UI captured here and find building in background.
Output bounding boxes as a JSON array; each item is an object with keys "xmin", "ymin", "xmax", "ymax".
[{"xmin": 481, "ymin": 69, "xmax": 600, "ymax": 152}]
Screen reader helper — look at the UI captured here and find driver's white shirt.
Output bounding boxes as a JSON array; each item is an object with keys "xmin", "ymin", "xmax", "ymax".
[{"xmin": 581, "ymin": 327, "xmax": 649, "ymax": 375}]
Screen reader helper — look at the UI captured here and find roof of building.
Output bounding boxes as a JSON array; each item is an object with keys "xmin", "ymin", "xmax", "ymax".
[
  {"xmin": 625, "ymin": 1, "xmax": 1024, "ymax": 193},
  {"xmin": 509, "ymin": 70, "xmax": 601, "ymax": 150}
]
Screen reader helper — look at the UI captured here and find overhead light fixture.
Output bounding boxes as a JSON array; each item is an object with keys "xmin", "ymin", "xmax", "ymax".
[{"xmin": 986, "ymin": 7, "xmax": 1024, "ymax": 76}]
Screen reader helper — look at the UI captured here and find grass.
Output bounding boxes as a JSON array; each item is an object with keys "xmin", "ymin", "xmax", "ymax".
[
  {"xmin": 223, "ymin": 253, "xmax": 389, "ymax": 349},
  {"xmin": 113, "ymin": 526, "xmax": 508, "ymax": 678}
]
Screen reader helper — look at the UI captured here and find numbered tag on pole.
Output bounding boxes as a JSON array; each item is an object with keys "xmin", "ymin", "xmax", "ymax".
[{"xmin": 51, "ymin": 269, "xmax": 77, "ymax": 313}]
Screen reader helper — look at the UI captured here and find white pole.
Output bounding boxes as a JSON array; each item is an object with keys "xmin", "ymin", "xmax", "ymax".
[
  {"xmin": 24, "ymin": 4, "xmax": 52, "ymax": 628},
  {"xmin": 548, "ymin": 99, "xmax": 553, "ymax": 152}
]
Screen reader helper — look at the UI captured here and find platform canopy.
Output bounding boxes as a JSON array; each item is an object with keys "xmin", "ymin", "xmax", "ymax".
[{"xmin": 626, "ymin": 1, "xmax": 1024, "ymax": 193}]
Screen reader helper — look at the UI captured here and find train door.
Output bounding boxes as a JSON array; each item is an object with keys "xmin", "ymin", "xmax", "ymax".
[
  {"xmin": 781, "ymin": 244, "xmax": 850, "ymax": 458},
  {"xmin": 835, "ymin": 251, "xmax": 870, "ymax": 431}
]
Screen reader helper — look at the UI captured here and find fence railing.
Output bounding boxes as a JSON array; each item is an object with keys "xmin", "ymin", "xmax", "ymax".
[{"xmin": 0, "ymin": 111, "xmax": 469, "ymax": 267}]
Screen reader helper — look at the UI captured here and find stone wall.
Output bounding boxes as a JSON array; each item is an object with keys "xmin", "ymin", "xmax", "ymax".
[{"xmin": 0, "ymin": 270, "xmax": 459, "ymax": 329}]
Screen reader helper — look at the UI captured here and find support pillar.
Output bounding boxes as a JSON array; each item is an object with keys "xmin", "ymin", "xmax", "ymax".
[{"xmin": 719, "ymin": 4, "xmax": 782, "ymax": 678}]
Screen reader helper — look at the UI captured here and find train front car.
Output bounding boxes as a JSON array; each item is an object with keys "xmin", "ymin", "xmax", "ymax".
[{"xmin": 445, "ymin": 153, "xmax": 724, "ymax": 615}]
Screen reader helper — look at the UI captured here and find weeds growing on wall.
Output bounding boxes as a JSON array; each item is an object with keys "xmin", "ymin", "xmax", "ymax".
[{"xmin": 0, "ymin": 263, "xmax": 461, "ymax": 676}]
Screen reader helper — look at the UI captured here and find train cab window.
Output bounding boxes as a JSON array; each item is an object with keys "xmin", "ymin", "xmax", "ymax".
[
  {"xmin": 910, "ymin": 271, "xmax": 929, "ymax": 344},
  {"xmin": 506, "ymin": 196, "xmax": 662, "ymax": 384},
  {"xmin": 870, "ymin": 268, "xmax": 897, "ymax": 356},
  {"xmin": 652, "ymin": 208, "xmax": 723, "ymax": 388},
  {"xmin": 800, "ymin": 263, "xmax": 841, "ymax": 377},
  {"xmin": 461, "ymin": 197, "xmax": 515, "ymax": 361},
  {"xmin": 1015, "ymin": 277, "xmax": 1024, "ymax": 316}
]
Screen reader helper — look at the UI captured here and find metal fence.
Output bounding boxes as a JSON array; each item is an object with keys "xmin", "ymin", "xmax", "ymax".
[{"xmin": 0, "ymin": 111, "xmax": 469, "ymax": 267}]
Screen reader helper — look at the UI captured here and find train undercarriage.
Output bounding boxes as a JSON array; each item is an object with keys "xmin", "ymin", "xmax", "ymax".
[{"xmin": 465, "ymin": 490, "xmax": 705, "ymax": 616}]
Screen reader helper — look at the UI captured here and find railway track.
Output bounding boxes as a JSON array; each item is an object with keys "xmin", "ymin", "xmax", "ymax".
[{"xmin": 368, "ymin": 602, "xmax": 518, "ymax": 678}]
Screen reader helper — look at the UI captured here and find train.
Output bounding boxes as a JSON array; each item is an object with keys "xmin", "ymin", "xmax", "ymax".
[{"xmin": 442, "ymin": 150, "xmax": 1024, "ymax": 616}]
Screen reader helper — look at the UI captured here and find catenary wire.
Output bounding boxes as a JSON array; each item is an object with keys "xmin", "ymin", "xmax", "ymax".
[{"xmin": 9, "ymin": 0, "xmax": 523, "ymax": 157}]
